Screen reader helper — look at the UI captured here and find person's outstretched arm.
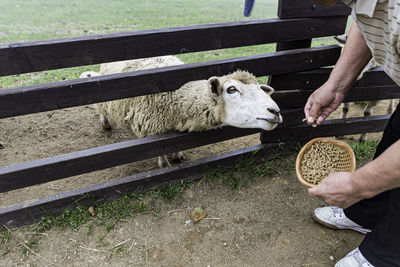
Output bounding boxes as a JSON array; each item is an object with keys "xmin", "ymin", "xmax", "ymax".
[
  {"xmin": 304, "ymin": 22, "xmax": 372, "ymax": 126},
  {"xmin": 309, "ymin": 139, "xmax": 400, "ymax": 208}
]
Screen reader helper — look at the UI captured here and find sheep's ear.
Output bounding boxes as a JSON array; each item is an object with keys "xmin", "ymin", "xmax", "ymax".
[
  {"xmin": 208, "ymin": 77, "xmax": 223, "ymax": 97},
  {"xmin": 260, "ymin": 84, "xmax": 275, "ymax": 95}
]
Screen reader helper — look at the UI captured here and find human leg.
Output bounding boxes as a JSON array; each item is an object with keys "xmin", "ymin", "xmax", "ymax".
[{"xmin": 343, "ymin": 103, "xmax": 400, "ymax": 229}]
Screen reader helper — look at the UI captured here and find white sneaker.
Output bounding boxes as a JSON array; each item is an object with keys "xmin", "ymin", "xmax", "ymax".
[
  {"xmin": 313, "ymin": 206, "xmax": 371, "ymax": 234},
  {"xmin": 335, "ymin": 247, "xmax": 375, "ymax": 267}
]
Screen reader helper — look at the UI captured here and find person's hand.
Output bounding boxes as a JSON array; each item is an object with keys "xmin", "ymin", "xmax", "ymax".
[
  {"xmin": 304, "ymin": 81, "xmax": 346, "ymax": 127},
  {"xmin": 308, "ymin": 172, "xmax": 363, "ymax": 208}
]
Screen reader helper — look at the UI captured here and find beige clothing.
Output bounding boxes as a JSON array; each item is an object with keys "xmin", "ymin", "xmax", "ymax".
[{"xmin": 342, "ymin": 0, "xmax": 400, "ymax": 86}]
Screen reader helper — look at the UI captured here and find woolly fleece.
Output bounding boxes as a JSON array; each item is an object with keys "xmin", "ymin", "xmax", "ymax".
[{"xmin": 95, "ymin": 56, "xmax": 258, "ymax": 137}]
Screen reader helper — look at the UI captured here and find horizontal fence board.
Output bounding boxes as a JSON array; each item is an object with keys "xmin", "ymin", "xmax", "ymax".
[
  {"xmin": 0, "ymin": 17, "xmax": 347, "ymax": 76},
  {"xmin": 261, "ymin": 115, "xmax": 390, "ymax": 143},
  {"xmin": 0, "ymin": 108, "xmax": 301, "ymax": 193},
  {"xmin": 276, "ymin": 39, "xmax": 312, "ymax": 51},
  {"xmin": 0, "ymin": 144, "xmax": 279, "ymax": 228},
  {"xmin": 0, "ymin": 45, "xmax": 341, "ymax": 119},
  {"xmin": 270, "ymin": 67, "xmax": 395, "ymax": 91},
  {"xmin": 0, "ymin": 115, "xmax": 390, "ymax": 227},
  {"xmin": 273, "ymin": 84, "xmax": 400, "ymax": 109},
  {"xmin": 278, "ymin": 0, "xmax": 351, "ymax": 18}
]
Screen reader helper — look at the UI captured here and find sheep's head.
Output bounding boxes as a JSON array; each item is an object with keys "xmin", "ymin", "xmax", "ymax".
[{"xmin": 208, "ymin": 70, "xmax": 282, "ymax": 131}]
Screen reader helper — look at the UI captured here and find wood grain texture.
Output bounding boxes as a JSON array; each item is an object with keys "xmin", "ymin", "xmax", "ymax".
[
  {"xmin": 0, "ymin": 46, "xmax": 342, "ymax": 119},
  {"xmin": 270, "ymin": 67, "xmax": 395, "ymax": 91},
  {"xmin": 278, "ymin": 0, "xmax": 351, "ymax": 18},
  {"xmin": 272, "ymin": 84, "xmax": 400, "ymax": 109},
  {"xmin": 261, "ymin": 115, "xmax": 390, "ymax": 143},
  {"xmin": 0, "ymin": 108, "xmax": 301, "ymax": 193},
  {"xmin": 0, "ymin": 17, "xmax": 347, "ymax": 76},
  {"xmin": 0, "ymin": 144, "xmax": 279, "ymax": 228}
]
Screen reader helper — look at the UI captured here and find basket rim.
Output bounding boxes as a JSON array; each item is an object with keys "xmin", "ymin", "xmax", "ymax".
[{"xmin": 295, "ymin": 137, "xmax": 356, "ymax": 188}]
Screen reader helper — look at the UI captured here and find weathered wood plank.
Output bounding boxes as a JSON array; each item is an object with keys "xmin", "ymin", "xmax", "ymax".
[
  {"xmin": 0, "ymin": 46, "xmax": 341, "ymax": 119},
  {"xmin": 278, "ymin": 0, "xmax": 351, "ymax": 18},
  {"xmin": 270, "ymin": 67, "xmax": 395, "ymax": 91},
  {"xmin": 0, "ymin": 144, "xmax": 279, "ymax": 228},
  {"xmin": 261, "ymin": 115, "xmax": 390, "ymax": 143},
  {"xmin": 273, "ymin": 84, "xmax": 400, "ymax": 109},
  {"xmin": 0, "ymin": 108, "xmax": 301, "ymax": 193},
  {"xmin": 0, "ymin": 17, "xmax": 347, "ymax": 76},
  {"xmin": 271, "ymin": 39, "xmax": 313, "ymax": 85},
  {"xmin": 275, "ymin": 39, "xmax": 312, "ymax": 51}
]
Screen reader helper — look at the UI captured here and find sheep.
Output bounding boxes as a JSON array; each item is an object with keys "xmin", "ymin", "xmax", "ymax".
[
  {"xmin": 80, "ymin": 56, "xmax": 282, "ymax": 167},
  {"xmin": 334, "ymin": 34, "xmax": 395, "ymax": 142}
]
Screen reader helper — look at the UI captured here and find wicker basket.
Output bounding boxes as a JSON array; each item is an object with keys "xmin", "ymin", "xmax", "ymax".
[{"xmin": 296, "ymin": 138, "xmax": 356, "ymax": 188}]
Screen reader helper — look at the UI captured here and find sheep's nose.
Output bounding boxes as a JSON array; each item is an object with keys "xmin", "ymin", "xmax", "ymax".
[{"xmin": 268, "ymin": 108, "xmax": 280, "ymax": 116}]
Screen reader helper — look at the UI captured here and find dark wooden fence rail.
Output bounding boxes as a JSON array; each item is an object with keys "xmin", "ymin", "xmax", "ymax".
[
  {"xmin": 261, "ymin": 115, "xmax": 390, "ymax": 143},
  {"xmin": 0, "ymin": 45, "xmax": 342, "ymax": 119},
  {"xmin": 1, "ymin": 1, "xmax": 393, "ymax": 228},
  {"xmin": 270, "ymin": 67, "xmax": 396, "ymax": 90},
  {"xmin": 278, "ymin": 0, "xmax": 351, "ymax": 18},
  {"xmin": 274, "ymin": 84, "xmax": 400, "ymax": 109},
  {"xmin": 0, "ymin": 144, "xmax": 280, "ymax": 227},
  {"xmin": 0, "ymin": 107, "xmax": 304, "ymax": 193},
  {"xmin": 0, "ymin": 17, "xmax": 347, "ymax": 76},
  {"xmin": 0, "ymin": 114, "xmax": 391, "ymax": 227},
  {"xmin": 2, "ymin": 72, "xmax": 399, "ymax": 194}
]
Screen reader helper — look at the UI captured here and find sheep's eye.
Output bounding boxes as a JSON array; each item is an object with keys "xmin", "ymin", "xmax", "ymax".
[{"xmin": 226, "ymin": 86, "xmax": 238, "ymax": 94}]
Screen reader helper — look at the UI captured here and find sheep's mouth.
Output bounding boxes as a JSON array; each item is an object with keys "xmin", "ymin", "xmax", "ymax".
[{"xmin": 257, "ymin": 117, "xmax": 280, "ymax": 124}]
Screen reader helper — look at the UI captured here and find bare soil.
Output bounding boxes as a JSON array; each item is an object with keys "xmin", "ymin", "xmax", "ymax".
[{"xmin": 0, "ymin": 100, "xmax": 396, "ymax": 266}]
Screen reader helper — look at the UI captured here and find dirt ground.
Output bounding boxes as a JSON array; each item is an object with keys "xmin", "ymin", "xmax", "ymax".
[{"xmin": 0, "ymin": 100, "xmax": 396, "ymax": 266}]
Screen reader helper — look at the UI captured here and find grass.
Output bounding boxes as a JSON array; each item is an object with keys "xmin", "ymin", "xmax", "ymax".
[
  {"xmin": 153, "ymin": 180, "xmax": 192, "ymax": 202},
  {"xmin": 350, "ymin": 140, "xmax": 379, "ymax": 160},
  {"xmin": 0, "ymin": 227, "xmax": 11, "ymax": 244},
  {"xmin": 0, "ymin": 146, "xmax": 290, "ymax": 256},
  {"xmin": 1, "ymin": 0, "xmax": 278, "ymax": 44},
  {"xmin": 0, "ymin": 0, "xmax": 340, "ymax": 89},
  {"xmin": 200, "ymin": 146, "xmax": 292, "ymax": 190},
  {"xmin": 0, "ymin": 0, "xmax": 360, "ymax": 258},
  {"xmin": 37, "ymin": 193, "xmax": 147, "ymax": 233},
  {"xmin": 21, "ymin": 238, "xmax": 40, "ymax": 256}
]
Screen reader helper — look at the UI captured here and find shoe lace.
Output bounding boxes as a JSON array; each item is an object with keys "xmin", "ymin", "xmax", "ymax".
[
  {"xmin": 351, "ymin": 248, "xmax": 375, "ymax": 267},
  {"xmin": 332, "ymin": 207, "xmax": 344, "ymax": 218}
]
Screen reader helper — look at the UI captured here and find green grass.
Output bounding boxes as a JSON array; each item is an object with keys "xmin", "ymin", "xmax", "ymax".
[
  {"xmin": 37, "ymin": 193, "xmax": 147, "ymax": 233},
  {"xmin": 0, "ymin": 0, "xmax": 341, "ymax": 89},
  {"xmin": 201, "ymin": 151, "xmax": 286, "ymax": 190},
  {"xmin": 21, "ymin": 238, "xmax": 40, "ymax": 256},
  {"xmin": 153, "ymin": 180, "xmax": 192, "ymax": 202},
  {"xmin": 1, "ymin": 0, "xmax": 278, "ymax": 44},
  {"xmin": 0, "ymin": 0, "xmax": 349, "ymax": 256},
  {"xmin": 350, "ymin": 140, "xmax": 379, "ymax": 160},
  {"xmin": 0, "ymin": 227, "xmax": 11, "ymax": 244},
  {"xmin": 0, "ymin": 146, "xmax": 289, "ymax": 256}
]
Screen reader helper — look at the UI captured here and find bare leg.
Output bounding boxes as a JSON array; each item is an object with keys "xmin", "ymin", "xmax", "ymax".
[
  {"xmin": 171, "ymin": 152, "xmax": 184, "ymax": 162},
  {"xmin": 158, "ymin": 155, "xmax": 171, "ymax": 168},
  {"xmin": 360, "ymin": 101, "xmax": 378, "ymax": 142},
  {"xmin": 340, "ymin": 102, "xmax": 349, "ymax": 119},
  {"xmin": 387, "ymin": 99, "xmax": 395, "ymax": 114},
  {"xmin": 100, "ymin": 114, "xmax": 111, "ymax": 130}
]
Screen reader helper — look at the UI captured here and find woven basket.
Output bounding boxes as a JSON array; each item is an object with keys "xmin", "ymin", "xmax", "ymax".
[{"xmin": 296, "ymin": 138, "xmax": 356, "ymax": 188}]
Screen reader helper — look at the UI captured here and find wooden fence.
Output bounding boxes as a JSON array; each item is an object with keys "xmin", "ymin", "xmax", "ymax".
[{"xmin": 1, "ymin": 0, "xmax": 399, "ymax": 227}]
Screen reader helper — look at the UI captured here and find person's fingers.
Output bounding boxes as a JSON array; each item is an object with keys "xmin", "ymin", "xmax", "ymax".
[
  {"xmin": 308, "ymin": 187, "xmax": 318, "ymax": 197},
  {"xmin": 308, "ymin": 99, "xmax": 322, "ymax": 125},
  {"xmin": 316, "ymin": 108, "xmax": 334, "ymax": 125},
  {"xmin": 304, "ymin": 97, "xmax": 313, "ymax": 118},
  {"xmin": 308, "ymin": 100, "xmax": 321, "ymax": 118},
  {"xmin": 316, "ymin": 113, "xmax": 328, "ymax": 125},
  {"xmin": 308, "ymin": 185, "xmax": 324, "ymax": 198}
]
